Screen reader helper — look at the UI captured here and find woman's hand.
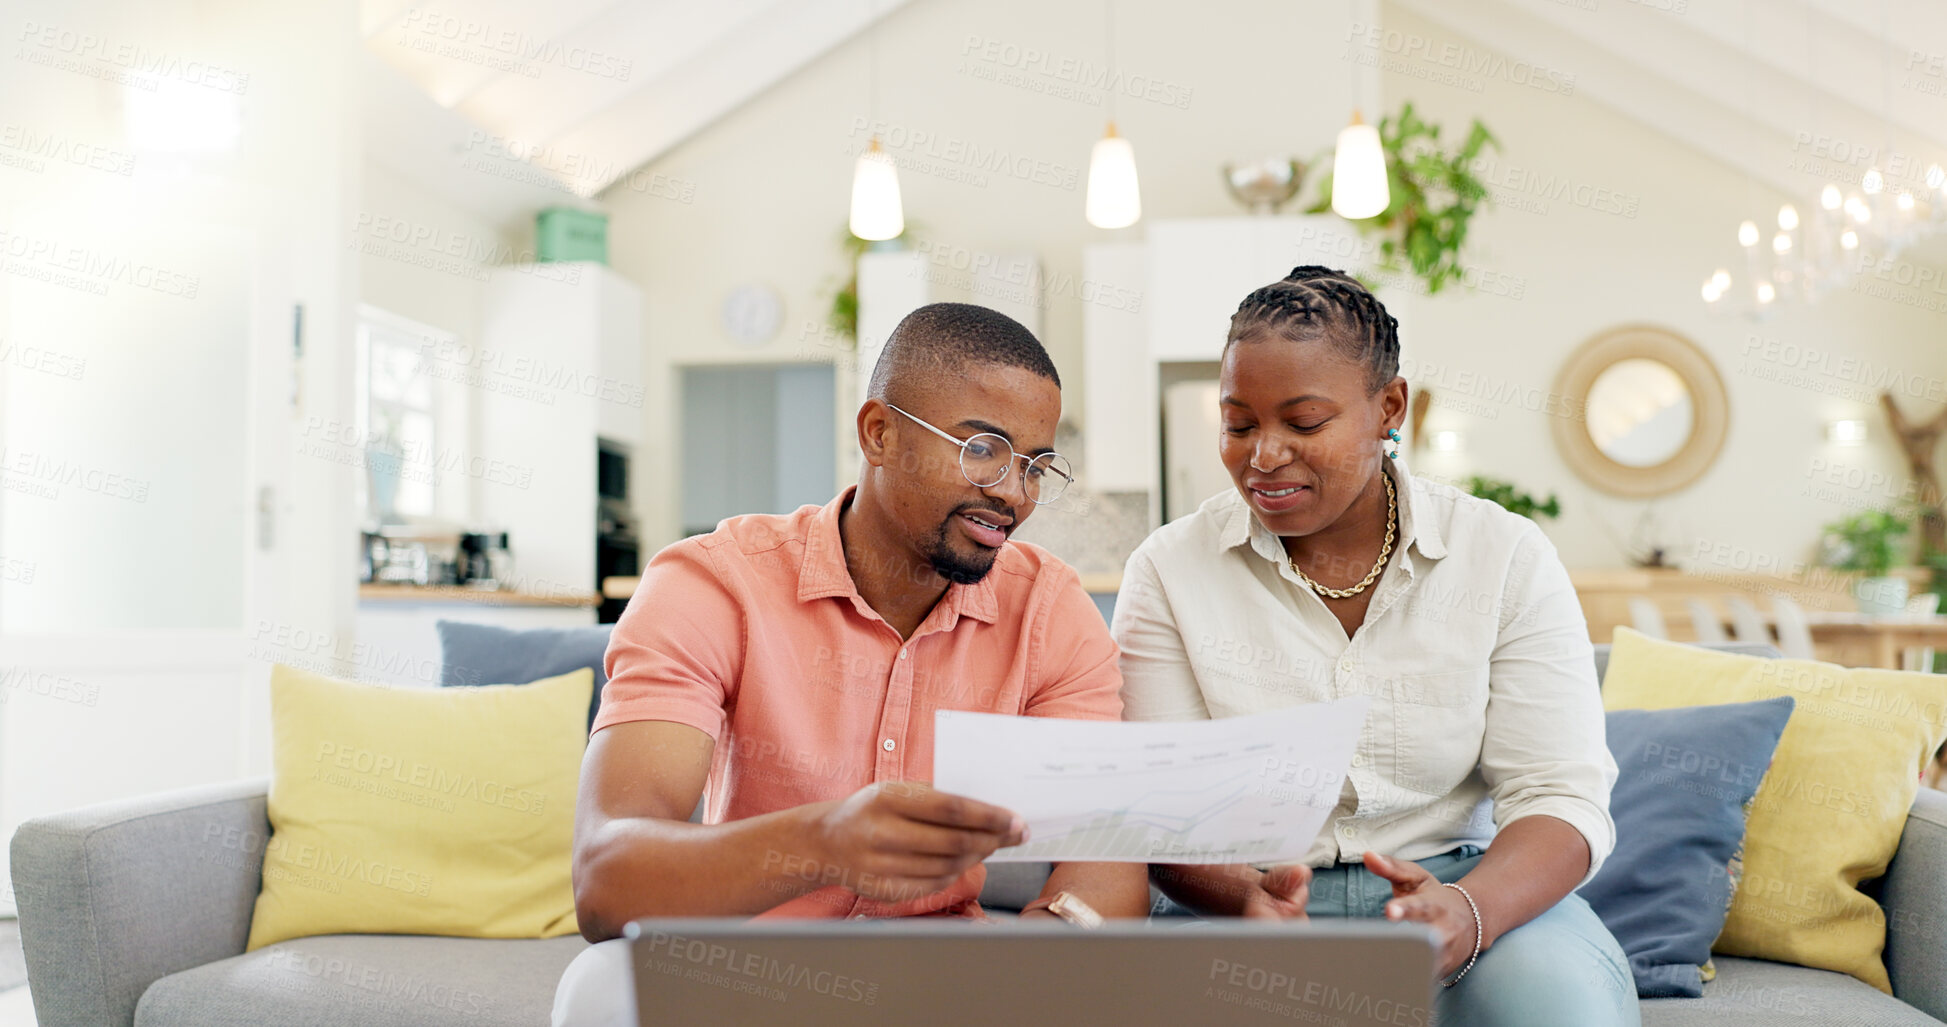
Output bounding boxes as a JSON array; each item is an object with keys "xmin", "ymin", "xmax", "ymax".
[
  {"xmin": 1240, "ymin": 864, "xmax": 1312, "ymax": 921},
  {"xmin": 1363, "ymin": 852, "xmax": 1482, "ymax": 979}
]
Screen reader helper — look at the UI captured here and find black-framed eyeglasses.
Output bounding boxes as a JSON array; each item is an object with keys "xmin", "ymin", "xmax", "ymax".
[{"xmin": 886, "ymin": 403, "xmax": 1075, "ymax": 505}]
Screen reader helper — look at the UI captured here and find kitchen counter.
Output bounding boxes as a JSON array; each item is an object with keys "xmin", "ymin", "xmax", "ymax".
[{"xmin": 358, "ymin": 583, "xmax": 599, "ymax": 608}]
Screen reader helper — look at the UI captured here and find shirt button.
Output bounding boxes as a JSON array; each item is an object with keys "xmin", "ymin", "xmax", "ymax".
[
  {"xmin": 899, "ymin": 649, "xmax": 909, "ymax": 661},
  {"xmin": 882, "ymin": 738, "xmax": 896, "ymax": 752},
  {"xmin": 1339, "ymin": 824, "xmax": 1355, "ymax": 837},
  {"xmin": 1351, "ymin": 754, "xmax": 1367, "ymax": 768},
  {"xmin": 1339, "ymin": 657, "xmax": 1353, "ymax": 672}
]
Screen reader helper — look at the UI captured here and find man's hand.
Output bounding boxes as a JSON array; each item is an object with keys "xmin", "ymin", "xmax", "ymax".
[
  {"xmin": 809, "ymin": 781, "xmax": 1026, "ymax": 902},
  {"xmin": 1364, "ymin": 852, "xmax": 1480, "ymax": 979},
  {"xmin": 1240, "ymin": 864, "xmax": 1312, "ymax": 921}
]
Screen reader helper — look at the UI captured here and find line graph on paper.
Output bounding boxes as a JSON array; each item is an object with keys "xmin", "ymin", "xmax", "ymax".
[{"xmin": 932, "ymin": 696, "xmax": 1371, "ymax": 865}]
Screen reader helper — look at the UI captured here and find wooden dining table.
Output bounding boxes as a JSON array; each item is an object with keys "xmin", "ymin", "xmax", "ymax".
[{"xmin": 1796, "ymin": 612, "xmax": 1947, "ymax": 671}]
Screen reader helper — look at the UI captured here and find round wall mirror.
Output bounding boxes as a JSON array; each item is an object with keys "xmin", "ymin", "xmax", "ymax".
[{"xmin": 1550, "ymin": 325, "xmax": 1727, "ymax": 497}]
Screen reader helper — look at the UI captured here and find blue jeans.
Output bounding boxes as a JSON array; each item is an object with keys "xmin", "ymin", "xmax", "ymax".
[{"xmin": 1305, "ymin": 847, "xmax": 1640, "ymax": 1027}]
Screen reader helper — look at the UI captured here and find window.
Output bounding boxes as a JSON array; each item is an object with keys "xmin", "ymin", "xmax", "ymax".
[{"xmin": 354, "ymin": 307, "xmax": 448, "ymax": 523}]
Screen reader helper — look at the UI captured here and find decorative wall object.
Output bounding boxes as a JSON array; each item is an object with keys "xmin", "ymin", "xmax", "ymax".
[{"xmin": 1549, "ymin": 324, "xmax": 1728, "ymax": 498}]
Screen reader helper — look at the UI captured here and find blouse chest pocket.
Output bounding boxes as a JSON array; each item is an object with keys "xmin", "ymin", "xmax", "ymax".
[{"xmin": 1384, "ymin": 667, "xmax": 1490, "ymax": 799}]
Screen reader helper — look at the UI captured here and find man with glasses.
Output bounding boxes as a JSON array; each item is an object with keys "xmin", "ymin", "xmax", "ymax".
[{"xmin": 553, "ymin": 303, "xmax": 1153, "ymax": 1026}]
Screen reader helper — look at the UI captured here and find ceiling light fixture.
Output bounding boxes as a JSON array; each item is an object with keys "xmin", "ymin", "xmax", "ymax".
[
  {"xmin": 1084, "ymin": 0, "xmax": 1141, "ymax": 229},
  {"xmin": 1331, "ymin": 0, "xmax": 1389, "ymax": 221},
  {"xmin": 847, "ymin": 1, "xmax": 904, "ymax": 241}
]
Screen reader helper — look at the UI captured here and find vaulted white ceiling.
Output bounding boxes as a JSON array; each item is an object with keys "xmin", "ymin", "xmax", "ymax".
[
  {"xmin": 358, "ymin": 0, "xmax": 1947, "ymax": 232},
  {"xmin": 1393, "ymin": 0, "xmax": 1947, "ymax": 200},
  {"xmin": 357, "ymin": 0, "xmax": 911, "ymax": 228}
]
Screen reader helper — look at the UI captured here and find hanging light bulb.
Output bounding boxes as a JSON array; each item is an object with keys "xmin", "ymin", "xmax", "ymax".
[
  {"xmin": 1863, "ymin": 167, "xmax": 1884, "ymax": 194},
  {"xmin": 1897, "ymin": 191, "xmax": 1916, "ymax": 212},
  {"xmin": 1772, "ymin": 231, "xmax": 1792, "ymax": 254},
  {"xmin": 1738, "ymin": 220, "xmax": 1760, "ymax": 247},
  {"xmin": 1331, "ymin": 111, "xmax": 1390, "ymax": 220},
  {"xmin": 1841, "ymin": 229, "xmax": 1860, "ymax": 249},
  {"xmin": 848, "ymin": 139, "xmax": 905, "ymax": 241},
  {"xmin": 1845, "ymin": 194, "xmax": 1870, "ymax": 222},
  {"xmin": 1085, "ymin": 123, "xmax": 1141, "ymax": 229},
  {"xmin": 1778, "ymin": 204, "xmax": 1799, "ymax": 230},
  {"xmin": 1756, "ymin": 281, "xmax": 1776, "ymax": 303},
  {"xmin": 1821, "ymin": 184, "xmax": 1843, "ymax": 210},
  {"xmin": 1701, "ymin": 279, "xmax": 1722, "ymax": 303},
  {"xmin": 1711, "ymin": 268, "xmax": 1731, "ymax": 291}
]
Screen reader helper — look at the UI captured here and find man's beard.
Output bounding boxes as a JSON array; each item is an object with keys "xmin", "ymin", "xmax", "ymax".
[{"xmin": 922, "ymin": 519, "xmax": 1000, "ymax": 585}]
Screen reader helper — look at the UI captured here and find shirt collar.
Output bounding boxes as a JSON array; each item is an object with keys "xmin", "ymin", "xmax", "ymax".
[
  {"xmin": 798, "ymin": 486, "xmax": 1001, "ymax": 625},
  {"xmin": 1218, "ymin": 458, "xmax": 1447, "ymax": 565}
]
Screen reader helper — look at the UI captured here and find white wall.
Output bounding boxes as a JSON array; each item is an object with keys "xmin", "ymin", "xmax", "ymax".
[
  {"xmin": 603, "ymin": 0, "xmax": 1363, "ymax": 548},
  {"xmin": 604, "ymin": 0, "xmax": 1947, "ymax": 573},
  {"xmin": 1374, "ymin": 4, "xmax": 1947, "ymax": 569},
  {"xmin": 0, "ymin": 0, "xmax": 363, "ymax": 906}
]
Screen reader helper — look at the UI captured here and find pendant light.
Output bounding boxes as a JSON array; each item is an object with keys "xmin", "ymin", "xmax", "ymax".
[
  {"xmin": 1331, "ymin": 111, "xmax": 1389, "ymax": 219},
  {"xmin": 848, "ymin": 1, "xmax": 903, "ymax": 241},
  {"xmin": 1085, "ymin": 0, "xmax": 1141, "ymax": 228},
  {"xmin": 1331, "ymin": 3, "xmax": 1389, "ymax": 221}
]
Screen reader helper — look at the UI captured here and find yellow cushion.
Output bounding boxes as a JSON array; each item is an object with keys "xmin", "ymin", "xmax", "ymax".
[
  {"xmin": 1601, "ymin": 627, "xmax": 1947, "ymax": 992},
  {"xmin": 245, "ymin": 664, "xmax": 591, "ymax": 950}
]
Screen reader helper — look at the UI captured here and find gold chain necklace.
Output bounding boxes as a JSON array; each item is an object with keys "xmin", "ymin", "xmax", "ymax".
[{"xmin": 1289, "ymin": 471, "xmax": 1396, "ymax": 600}]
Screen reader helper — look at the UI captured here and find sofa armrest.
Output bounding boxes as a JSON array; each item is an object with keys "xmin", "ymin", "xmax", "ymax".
[
  {"xmin": 1883, "ymin": 787, "xmax": 1947, "ymax": 1019},
  {"xmin": 10, "ymin": 779, "xmax": 270, "ymax": 1027}
]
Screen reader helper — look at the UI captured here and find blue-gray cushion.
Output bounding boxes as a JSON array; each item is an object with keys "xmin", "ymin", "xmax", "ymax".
[
  {"xmin": 1579, "ymin": 696, "xmax": 1796, "ymax": 998},
  {"xmin": 436, "ymin": 621, "xmax": 613, "ymax": 731}
]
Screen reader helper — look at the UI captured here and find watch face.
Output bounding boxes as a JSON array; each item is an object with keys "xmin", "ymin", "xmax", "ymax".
[{"xmin": 722, "ymin": 284, "xmax": 782, "ymax": 346}]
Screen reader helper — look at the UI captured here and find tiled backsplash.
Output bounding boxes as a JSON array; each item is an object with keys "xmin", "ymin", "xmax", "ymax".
[{"xmin": 1009, "ymin": 422, "xmax": 1155, "ymax": 581}]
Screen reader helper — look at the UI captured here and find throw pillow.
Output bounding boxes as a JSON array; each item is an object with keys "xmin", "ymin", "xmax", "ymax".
[
  {"xmin": 437, "ymin": 620, "xmax": 613, "ymax": 730},
  {"xmin": 246, "ymin": 663, "xmax": 591, "ymax": 950},
  {"xmin": 1578, "ymin": 697, "xmax": 1794, "ymax": 997},
  {"xmin": 1601, "ymin": 627, "xmax": 1947, "ymax": 992}
]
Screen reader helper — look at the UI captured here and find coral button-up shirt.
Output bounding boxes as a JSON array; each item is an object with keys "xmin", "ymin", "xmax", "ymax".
[{"xmin": 594, "ymin": 487, "xmax": 1124, "ymax": 918}]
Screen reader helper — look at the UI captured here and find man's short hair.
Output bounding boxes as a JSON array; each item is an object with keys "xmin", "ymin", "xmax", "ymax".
[{"xmin": 866, "ymin": 302, "xmax": 1060, "ymax": 400}]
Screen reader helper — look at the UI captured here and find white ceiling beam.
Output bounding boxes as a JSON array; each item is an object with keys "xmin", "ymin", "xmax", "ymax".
[
  {"xmin": 551, "ymin": 0, "xmax": 917, "ymax": 198},
  {"xmin": 1389, "ymin": 0, "xmax": 1928, "ymax": 202}
]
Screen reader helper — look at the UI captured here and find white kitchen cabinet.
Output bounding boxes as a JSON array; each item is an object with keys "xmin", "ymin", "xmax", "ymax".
[
  {"xmin": 476, "ymin": 263, "xmax": 643, "ymax": 598},
  {"xmin": 1083, "ymin": 216, "xmax": 1417, "ymax": 527}
]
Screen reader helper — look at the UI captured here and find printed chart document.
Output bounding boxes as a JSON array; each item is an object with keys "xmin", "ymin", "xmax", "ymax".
[{"xmin": 933, "ymin": 696, "xmax": 1371, "ymax": 864}]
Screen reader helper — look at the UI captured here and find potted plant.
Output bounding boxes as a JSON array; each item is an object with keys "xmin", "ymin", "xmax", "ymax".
[
  {"xmin": 1309, "ymin": 101, "xmax": 1497, "ymax": 295},
  {"xmin": 1820, "ymin": 509, "xmax": 1913, "ymax": 614},
  {"xmin": 1465, "ymin": 475, "xmax": 1560, "ymax": 522}
]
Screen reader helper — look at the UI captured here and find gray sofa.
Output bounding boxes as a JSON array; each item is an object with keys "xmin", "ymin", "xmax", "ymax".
[{"xmin": 15, "ymin": 642, "xmax": 1947, "ymax": 1026}]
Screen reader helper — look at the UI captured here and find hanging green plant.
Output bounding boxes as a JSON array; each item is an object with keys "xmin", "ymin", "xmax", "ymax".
[
  {"xmin": 1309, "ymin": 102, "xmax": 1497, "ymax": 295},
  {"xmin": 826, "ymin": 224, "xmax": 917, "ymax": 345}
]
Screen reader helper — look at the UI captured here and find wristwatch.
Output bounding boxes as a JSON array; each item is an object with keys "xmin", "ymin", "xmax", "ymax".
[{"xmin": 1019, "ymin": 890, "xmax": 1104, "ymax": 929}]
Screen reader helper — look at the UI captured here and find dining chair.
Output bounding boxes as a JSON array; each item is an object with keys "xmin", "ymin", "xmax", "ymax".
[
  {"xmin": 1725, "ymin": 596, "xmax": 1772, "ymax": 645},
  {"xmin": 1904, "ymin": 592, "xmax": 1940, "ymax": 672},
  {"xmin": 1687, "ymin": 598, "xmax": 1729, "ymax": 644},
  {"xmin": 1770, "ymin": 597, "xmax": 1817, "ymax": 661},
  {"xmin": 1627, "ymin": 597, "xmax": 1668, "ymax": 639}
]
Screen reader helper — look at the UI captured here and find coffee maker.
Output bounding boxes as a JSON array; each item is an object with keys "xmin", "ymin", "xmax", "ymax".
[{"xmin": 457, "ymin": 530, "xmax": 513, "ymax": 587}]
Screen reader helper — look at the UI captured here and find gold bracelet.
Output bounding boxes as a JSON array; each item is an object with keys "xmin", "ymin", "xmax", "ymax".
[{"xmin": 1439, "ymin": 882, "xmax": 1482, "ymax": 988}]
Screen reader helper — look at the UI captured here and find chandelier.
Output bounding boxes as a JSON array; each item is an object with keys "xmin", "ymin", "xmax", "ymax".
[{"xmin": 1701, "ymin": 163, "xmax": 1946, "ymax": 318}]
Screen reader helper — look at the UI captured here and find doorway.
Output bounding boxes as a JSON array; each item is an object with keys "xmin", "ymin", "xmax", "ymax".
[{"xmin": 679, "ymin": 364, "xmax": 838, "ymax": 536}]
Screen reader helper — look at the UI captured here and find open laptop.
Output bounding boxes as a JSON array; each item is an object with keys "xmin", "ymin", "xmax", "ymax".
[{"xmin": 627, "ymin": 917, "xmax": 1435, "ymax": 1026}]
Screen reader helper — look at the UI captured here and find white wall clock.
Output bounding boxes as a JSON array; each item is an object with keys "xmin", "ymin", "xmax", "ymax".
[{"xmin": 722, "ymin": 283, "xmax": 783, "ymax": 347}]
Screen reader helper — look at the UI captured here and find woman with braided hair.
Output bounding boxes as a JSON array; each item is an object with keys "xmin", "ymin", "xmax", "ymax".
[{"xmin": 1113, "ymin": 266, "xmax": 1638, "ymax": 1024}]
